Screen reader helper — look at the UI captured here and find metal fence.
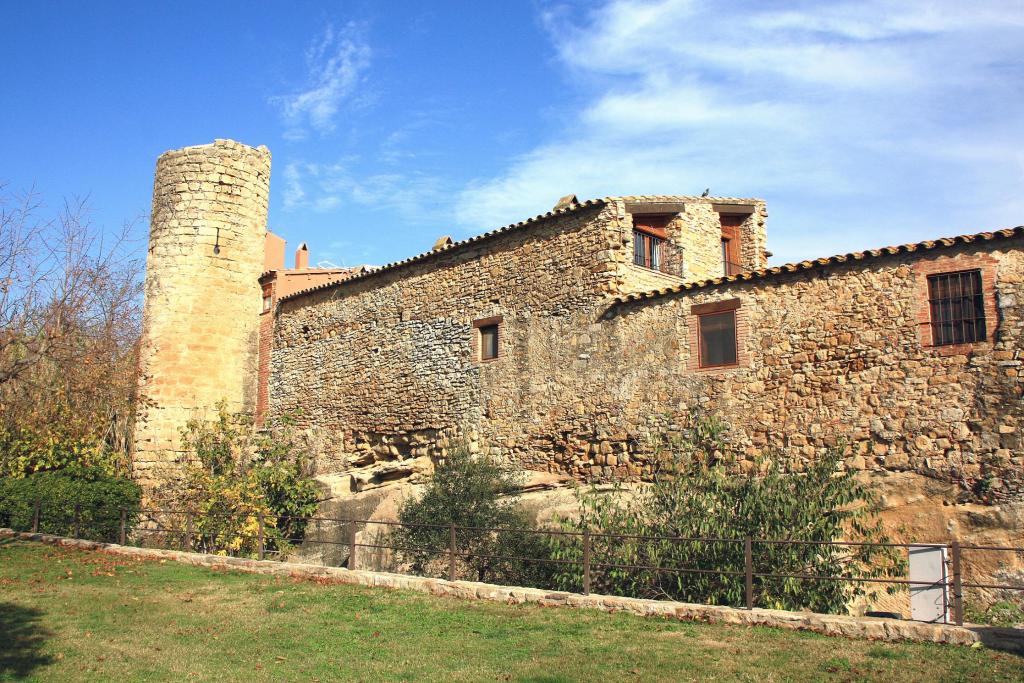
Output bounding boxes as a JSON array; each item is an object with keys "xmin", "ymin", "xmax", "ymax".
[{"xmin": 9, "ymin": 500, "xmax": 1024, "ymax": 627}]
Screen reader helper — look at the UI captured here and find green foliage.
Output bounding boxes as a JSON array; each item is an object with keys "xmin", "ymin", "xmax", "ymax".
[
  {"xmin": 169, "ymin": 403, "xmax": 320, "ymax": 557},
  {"xmin": 548, "ymin": 411, "xmax": 906, "ymax": 614},
  {"xmin": 965, "ymin": 599, "xmax": 1024, "ymax": 627},
  {"xmin": 0, "ymin": 466, "xmax": 141, "ymax": 541},
  {"xmin": 393, "ymin": 443, "xmax": 552, "ymax": 586},
  {"xmin": 0, "ymin": 427, "xmax": 126, "ymax": 479}
]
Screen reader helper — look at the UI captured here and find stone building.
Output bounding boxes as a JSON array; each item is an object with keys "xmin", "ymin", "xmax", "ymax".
[{"xmin": 135, "ymin": 139, "xmax": 1024, "ymax": 549}]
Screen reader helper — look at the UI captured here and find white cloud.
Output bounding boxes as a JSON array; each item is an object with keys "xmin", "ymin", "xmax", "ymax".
[
  {"xmin": 456, "ymin": 0, "xmax": 1024, "ymax": 261},
  {"xmin": 282, "ymin": 162, "xmax": 306, "ymax": 209},
  {"xmin": 272, "ymin": 23, "xmax": 371, "ymax": 139},
  {"xmin": 279, "ymin": 159, "xmax": 447, "ymax": 224}
]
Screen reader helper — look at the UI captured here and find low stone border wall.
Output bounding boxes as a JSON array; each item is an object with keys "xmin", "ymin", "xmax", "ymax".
[{"xmin": 3, "ymin": 529, "xmax": 1021, "ymax": 653}]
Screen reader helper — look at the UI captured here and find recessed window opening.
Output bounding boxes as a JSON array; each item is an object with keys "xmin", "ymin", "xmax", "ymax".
[
  {"xmin": 632, "ymin": 214, "xmax": 671, "ymax": 272},
  {"xmin": 719, "ymin": 213, "xmax": 745, "ymax": 276},
  {"xmin": 928, "ymin": 270, "xmax": 986, "ymax": 346},
  {"xmin": 479, "ymin": 324, "xmax": 499, "ymax": 360},
  {"xmin": 699, "ymin": 311, "xmax": 738, "ymax": 368}
]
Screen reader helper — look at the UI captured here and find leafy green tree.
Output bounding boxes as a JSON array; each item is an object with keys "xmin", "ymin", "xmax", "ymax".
[
  {"xmin": 549, "ymin": 411, "xmax": 906, "ymax": 614},
  {"xmin": 393, "ymin": 443, "xmax": 551, "ymax": 586}
]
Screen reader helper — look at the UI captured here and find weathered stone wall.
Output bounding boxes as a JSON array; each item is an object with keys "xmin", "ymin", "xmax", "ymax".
[
  {"xmin": 271, "ymin": 216, "xmax": 1023, "ymax": 502},
  {"xmin": 134, "ymin": 139, "xmax": 271, "ymax": 487},
  {"xmin": 270, "ymin": 202, "xmax": 624, "ymax": 472},
  {"xmin": 581, "ymin": 242, "xmax": 1023, "ymax": 497},
  {"xmin": 613, "ymin": 198, "xmax": 768, "ymax": 290}
]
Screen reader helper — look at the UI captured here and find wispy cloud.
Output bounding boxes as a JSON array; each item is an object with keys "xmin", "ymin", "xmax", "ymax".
[
  {"xmin": 456, "ymin": 0, "xmax": 1024, "ymax": 261},
  {"xmin": 271, "ymin": 23, "xmax": 371, "ymax": 140},
  {"xmin": 279, "ymin": 159, "xmax": 448, "ymax": 223}
]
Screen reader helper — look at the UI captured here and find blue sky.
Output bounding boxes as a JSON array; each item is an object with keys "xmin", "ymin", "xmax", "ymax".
[{"xmin": 2, "ymin": 0, "xmax": 1022, "ymax": 269}]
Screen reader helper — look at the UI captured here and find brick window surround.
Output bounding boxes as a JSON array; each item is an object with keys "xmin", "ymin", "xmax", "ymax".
[
  {"xmin": 261, "ymin": 284, "xmax": 274, "ymax": 314},
  {"xmin": 472, "ymin": 315, "xmax": 503, "ymax": 362},
  {"xmin": 687, "ymin": 298, "xmax": 748, "ymax": 372},
  {"xmin": 913, "ymin": 254, "xmax": 998, "ymax": 356}
]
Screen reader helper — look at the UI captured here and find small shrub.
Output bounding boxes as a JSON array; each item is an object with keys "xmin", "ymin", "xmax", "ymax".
[
  {"xmin": 393, "ymin": 442, "xmax": 553, "ymax": 586},
  {"xmin": 548, "ymin": 411, "xmax": 906, "ymax": 614},
  {"xmin": 0, "ymin": 466, "xmax": 141, "ymax": 541},
  {"xmin": 162, "ymin": 404, "xmax": 320, "ymax": 557},
  {"xmin": 965, "ymin": 599, "xmax": 1024, "ymax": 627}
]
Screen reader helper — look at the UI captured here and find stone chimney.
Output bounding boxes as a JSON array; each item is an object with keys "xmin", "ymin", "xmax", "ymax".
[{"xmin": 295, "ymin": 242, "xmax": 309, "ymax": 269}]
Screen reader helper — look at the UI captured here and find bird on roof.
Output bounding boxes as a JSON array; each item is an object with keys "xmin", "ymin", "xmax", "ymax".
[{"xmin": 701, "ymin": 188, "xmax": 710, "ymax": 197}]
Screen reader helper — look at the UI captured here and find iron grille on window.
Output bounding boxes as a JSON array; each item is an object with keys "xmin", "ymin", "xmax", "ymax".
[
  {"xmin": 927, "ymin": 270, "xmax": 986, "ymax": 346},
  {"xmin": 633, "ymin": 231, "xmax": 663, "ymax": 271}
]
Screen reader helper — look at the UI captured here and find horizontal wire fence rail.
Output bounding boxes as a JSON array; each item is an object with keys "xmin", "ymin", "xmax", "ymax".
[{"xmin": 7, "ymin": 499, "xmax": 1024, "ymax": 627}]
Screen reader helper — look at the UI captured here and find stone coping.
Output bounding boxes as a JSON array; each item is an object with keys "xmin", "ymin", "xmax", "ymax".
[{"xmin": 3, "ymin": 529, "xmax": 1021, "ymax": 653}]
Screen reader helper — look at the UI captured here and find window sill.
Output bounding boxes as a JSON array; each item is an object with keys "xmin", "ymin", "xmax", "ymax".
[
  {"xmin": 630, "ymin": 263, "xmax": 679, "ymax": 276},
  {"xmin": 923, "ymin": 341, "xmax": 991, "ymax": 357},
  {"xmin": 696, "ymin": 362, "xmax": 741, "ymax": 373}
]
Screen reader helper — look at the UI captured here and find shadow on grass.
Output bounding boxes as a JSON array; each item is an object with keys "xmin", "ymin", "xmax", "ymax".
[
  {"xmin": 0, "ymin": 602, "xmax": 55, "ymax": 679},
  {"xmin": 975, "ymin": 626, "xmax": 1024, "ymax": 657}
]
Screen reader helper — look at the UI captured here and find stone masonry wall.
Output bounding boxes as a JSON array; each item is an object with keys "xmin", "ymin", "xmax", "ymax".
[
  {"xmin": 572, "ymin": 241, "xmax": 1023, "ymax": 497},
  {"xmin": 613, "ymin": 198, "xmax": 768, "ymax": 291},
  {"xmin": 271, "ymin": 218, "xmax": 1022, "ymax": 500},
  {"xmin": 270, "ymin": 202, "xmax": 623, "ymax": 473},
  {"xmin": 134, "ymin": 140, "xmax": 271, "ymax": 488}
]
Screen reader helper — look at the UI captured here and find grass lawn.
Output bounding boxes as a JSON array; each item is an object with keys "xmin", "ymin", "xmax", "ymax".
[{"xmin": 1, "ymin": 540, "xmax": 1022, "ymax": 682}]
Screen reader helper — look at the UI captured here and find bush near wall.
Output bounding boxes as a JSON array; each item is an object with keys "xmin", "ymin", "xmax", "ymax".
[
  {"xmin": 548, "ymin": 412, "xmax": 906, "ymax": 614},
  {"xmin": 0, "ymin": 466, "xmax": 141, "ymax": 542},
  {"xmin": 392, "ymin": 443, "xmax": 555, "ymax": 588},
  {"xmin": 164, "ymin": 404, "xmax": 320, "ymax": 558}
]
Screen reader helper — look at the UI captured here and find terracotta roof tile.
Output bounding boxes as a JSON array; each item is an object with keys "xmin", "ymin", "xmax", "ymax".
[{"xmin": 613, "ymin": 226, "xmax": 1024, "ymax": 305}]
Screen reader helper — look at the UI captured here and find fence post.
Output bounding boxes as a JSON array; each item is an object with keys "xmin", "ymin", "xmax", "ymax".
[
  {"xmin": 951, "ymin": 540, "xmax": 964, "ymax": 626},
  {"xmin": 583, "ymin": 530, "xmax": 592, "ymax": 596},
  {"xmin": 448, "ymin": 524, "xmax": 457, "ymax": 582},
  {"xmin": 185, "ymin": 513, "xmax": 194, "ymax": 552},
  {"xmin": 744, "ymin": 537, "xmax": 753, "ymax": 610},
  {"xmin": 31, "ymin": 499, "xmax": 41, "ymax": 534},
  {"xmin": 119, "ymin": 508, "xmax": 127, "ymax": 545},
  {"xmin": 257, "ymin": 513, "xmax": 265, "ymax": 561},
  {"xmin": 73, "ymin": 503, "xmax": 82, "ymax": 539},
  {"xmin": 349, "ymin": 523, "xmax": 357, "ymax": 570}
]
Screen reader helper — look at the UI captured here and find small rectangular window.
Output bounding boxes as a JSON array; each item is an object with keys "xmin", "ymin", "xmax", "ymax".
[
  {"xmin": 699, "ymin": 311, "xmax": 737, "ymax": 368},
  {"xmin": 479, "ymin": 324, "xmax": 499, "ymax": 360},
  {"xmin": 928, "ymin": 270, "xmax": 986, "ymax": 346},
  {"xmin": 719, "ymin": 213, "xmax": 745, "ymax": 276}
]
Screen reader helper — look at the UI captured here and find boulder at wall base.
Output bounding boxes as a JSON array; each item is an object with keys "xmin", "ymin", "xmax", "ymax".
[{"xmin": 290, "ymin": 477, "xmax": 420, "ymax": 569}]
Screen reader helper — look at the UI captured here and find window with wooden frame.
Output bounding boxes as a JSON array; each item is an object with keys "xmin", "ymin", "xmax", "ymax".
[
  {"xmin": 719, "ymin": 213, "xmax": 745, "ymax": 276},
  {"xmin": 927, "ymin": 270, "xmax": 987, "ymax": 346},
  {"xmin": 692, "ymin": 299, "xmax": 740, "ymax": 369},
  {"xmin": 261, "ymin": 285, "xmax": 273, "ymax": 313},
  {"xmin": 632, "ymin": 214, "xmax": 671, "ymax": 272},
  {"xmin": 473, "ymin": 316, "xmax": 502, "ymax": 361}
]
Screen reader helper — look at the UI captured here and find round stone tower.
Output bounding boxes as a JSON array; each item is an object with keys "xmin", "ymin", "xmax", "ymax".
[{"xmin": 134, "ymin": 139, "xmax": 271, "ymax": 490}]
